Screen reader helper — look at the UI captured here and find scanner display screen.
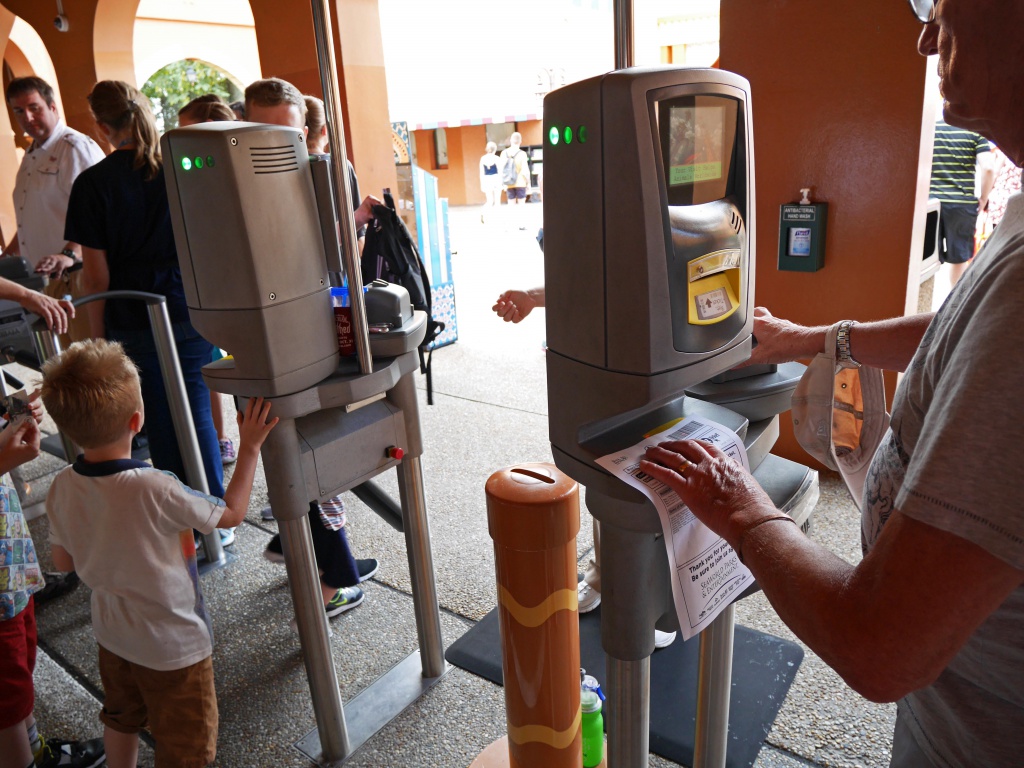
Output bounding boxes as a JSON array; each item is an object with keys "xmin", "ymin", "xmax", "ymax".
[{"xmin": 657, "ymin": 95, "xmax": 739, "ymax": 206}]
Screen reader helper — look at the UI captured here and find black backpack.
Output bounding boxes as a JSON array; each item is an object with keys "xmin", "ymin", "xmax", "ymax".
[{"xmin": 361, "ymin": 192, "xmax": 445, "ymax": 403}]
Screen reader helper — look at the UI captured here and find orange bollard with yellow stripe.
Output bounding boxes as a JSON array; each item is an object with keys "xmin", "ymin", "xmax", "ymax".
[{"xmin": 479, "ymin": 462, "xmax": 582, "ymax": 768}]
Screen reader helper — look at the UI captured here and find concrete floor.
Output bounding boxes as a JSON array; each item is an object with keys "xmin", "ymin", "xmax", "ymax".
[{"xmin": 21, "ymin": 202, "xmax": 896, "ymax": 767}]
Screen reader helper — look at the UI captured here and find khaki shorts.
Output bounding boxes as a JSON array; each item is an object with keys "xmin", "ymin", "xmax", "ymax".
[{"xmin": 98, "ymin": 645, "xmax": 218, "ymax": 768}]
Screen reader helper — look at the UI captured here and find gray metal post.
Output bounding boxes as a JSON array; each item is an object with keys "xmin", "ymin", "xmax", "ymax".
[
  {"xmin": 614, "ymin": 0, "xmax": 634, "ymax": 70},
  {"xmin": 607, "ymin": 657, "xmax": 650, "ymax": 767},
  {"xmin": 309, "ymin": 0, "xmax": 372, "ymax": 375},
  {"xmin": 32, "ymin": 329, "xmax": 78, "ymax": 462},
  {"xmin": 694, "ymin": 605, "xmax": 735, "ymax": 768},
  {"xmin": 390, "ymin": 373, "xmax": 444, "ymax": 677},
  {"xmin": 262, "ymin": 418, "xmax": 350, "ymax": 763},
  {"xmin": 146, "ymin": 300, "xmax": 223, "ymax": 565}
]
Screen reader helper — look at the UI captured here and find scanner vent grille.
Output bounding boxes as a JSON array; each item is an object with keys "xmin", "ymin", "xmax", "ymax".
[{"xmin": 250, "ymin": 145, "xmax": 299, "ymax": 174}]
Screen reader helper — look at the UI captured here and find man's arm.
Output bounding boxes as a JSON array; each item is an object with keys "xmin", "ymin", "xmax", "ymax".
[
  {"xmin": 748, "ymin": 307, "xmax": 933, "ymax": 372},
  {"xmin": 641, "ymin": 440, "xmax": 1024, "ymax": 703},
  {"xmin": 34, "ymin": 242, "xmax": 82, "ymax": 278},
  {"xmin": 976, "ymin": 150, "xmax": 996, "ymax": 213},
  {"xmin": 80, "ymin": 245, "xmax": 108, "ymax": 338},
  {"xmin": 493, "ymin": 287, "xmax": 545, "ymax": 323},
  {"xmin": 0, "ymin": 277, "xmax": 73, "ymax": 334}
]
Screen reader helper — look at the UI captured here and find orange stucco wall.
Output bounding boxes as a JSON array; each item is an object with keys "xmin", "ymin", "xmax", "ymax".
[
  {"xmin": 409, "ymin": 120, "xmax": 542, "ymax": 206},
  {"xmin": 719, "ymin": 0, "xmax": 934, "ymax": 464},
  {"xmin": 411, "ymin": 124, "xmax": 489, "ymax": 207}
]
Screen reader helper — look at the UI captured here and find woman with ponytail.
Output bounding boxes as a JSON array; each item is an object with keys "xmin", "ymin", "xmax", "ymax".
[{"xmin": 64, "ymin": 80, "xmax": 228, "ymax": 528}]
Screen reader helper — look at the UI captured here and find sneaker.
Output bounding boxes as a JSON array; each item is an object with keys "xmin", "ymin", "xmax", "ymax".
[
  {"xmin": 219, "ymin": 528, "xmax": 235, "ymax": 547},
  {"xmin": 577, "ymin": 580, "xmax": 601, "ymax": 613},
  {"xmin": 263, "ymin": 534, "xmax": 284, "ymax": 564},
  {"xmin": 654, "ymin": 629, "xmax": 677, "ymax": 650},
  {"xmin": 37, "ymin": 737, "xmax": 105, "ymax": 768},
  {"xmin": 325, "ymin": 586, "xmax": 364, "ymax": 617},
  {"xmin": 261, "ymin": 504, "xmax": 275, "ymax": 521},
  {"xmin": 33, "ymin": 571, "xmax": 80, "ymax": 605},
  {"xmin": 219, "ymin": 438, "xmax": 236, "ymax": 465},
  {"xmin": 357, "ymin": 558, "xmax": 379, "ymax": 582}
]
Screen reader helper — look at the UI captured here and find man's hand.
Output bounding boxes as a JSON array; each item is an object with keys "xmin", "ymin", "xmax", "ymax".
[
  {"xmin": 743, "ymin": 307, "xmax": 825, "ymax": 366},
  {"xmin": 35, "ymin": 252, "xmax": 76, "ymax": 279},
  {"xmin": 493, "ymin": 289, "xmax": 539, "ymax": 323},
  {"xmin": 20, "ymin": 290, "xmax": 74, "ymax": 335},
  {"xmin": 354, "ymin": 195, "xmax": 384, "ymax": 230},
  {"xmin": 236, "ymin": 397, "xmax": 279, "ymax": 455},
  {"xmin": 641, "ymin": 439, "xmax": 776, "ymax": 550}
]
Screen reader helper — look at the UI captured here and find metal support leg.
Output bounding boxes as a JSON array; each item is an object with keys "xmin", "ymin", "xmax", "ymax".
[
  {"xmin": 389, "ymin": 371, "xmax": 444, "ymax": 678},
  {"xmin": 396, "ymin": 455, "xmax": 445, "ymax": 678},
  {"xmin": 147, "ymin": 301, "xmax": 223, "ymax": 564},
  {"xmin": 694, "ymin": 605, "xmax": 735, "ymax": 768},
  {"xmin": 263, "ymin": 419, "xmax": 350, "ymax": 763},
  {"xmin": 607, "ymin": 657, "xmax": 650, "ymax": 768},
  {"xmin": 33, "ymin": 330, "xmax": 78, "ymax": 462}
]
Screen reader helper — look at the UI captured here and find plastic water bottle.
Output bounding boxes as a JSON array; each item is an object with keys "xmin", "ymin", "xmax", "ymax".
[{"xmin": 581, "ymin": 669, "xmax": 605, "ymax": 767}]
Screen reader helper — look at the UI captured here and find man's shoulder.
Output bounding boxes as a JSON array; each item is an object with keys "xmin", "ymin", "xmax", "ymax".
[{"xmin": 56, "ymin": 126, "xmax": 104, "ymax": 158}]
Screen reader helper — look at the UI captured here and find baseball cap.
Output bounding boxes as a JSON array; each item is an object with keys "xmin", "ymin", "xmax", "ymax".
[{"xmin": 791, "ymin": 322, "xmax": 890, "ymax": 509}]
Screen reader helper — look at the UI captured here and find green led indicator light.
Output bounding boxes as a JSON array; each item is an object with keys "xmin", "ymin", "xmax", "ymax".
[
  {"xmin": 548, "ymin": 126, "xmax": 560, "ymax": 145},
  {"xmin": 563, "ymin": 126, "xmax": 573, "ymax": 144},
  {"xmin": 194, "ymin": 157, "xmax": 204, "ymax": 169},
  {"xmin": 578, "ymin": 125, "xmax": 588, "ymax": 143},
  {"xmin": 181, "ymin": 157, "xmax": 192, "ymax": 171},
  {"xmin": 206, "ymin": 156, "xmax": 215, "ymax": 168}
]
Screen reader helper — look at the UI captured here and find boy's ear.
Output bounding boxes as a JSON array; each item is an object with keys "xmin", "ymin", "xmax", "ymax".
[{"xmin": 129, "ymin": 411, "xmax": 144, "ymax": 434}]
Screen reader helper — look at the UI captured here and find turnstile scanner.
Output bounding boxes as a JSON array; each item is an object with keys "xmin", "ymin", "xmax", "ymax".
[
  {"xmin": 161, "ymin": 120, "xmax": 447, "ymax": 764},
  {"xmin": 544, "ymin": 67, "xmax": 818, "ymax": 767}
]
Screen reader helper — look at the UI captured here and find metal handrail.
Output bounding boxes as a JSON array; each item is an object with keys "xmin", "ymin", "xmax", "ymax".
[{"xmin": 32, "ymin": 290, "xmax": 225, "ymax": 565}]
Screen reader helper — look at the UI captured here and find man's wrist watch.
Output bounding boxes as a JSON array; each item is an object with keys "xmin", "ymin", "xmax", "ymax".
[
  {"xmin": 836, "ymin": 320, "xmax": 860, "ymax": 368},
  {"xmin": 60, "ymin": 248, "xmax": 79, "ymax": 264}
]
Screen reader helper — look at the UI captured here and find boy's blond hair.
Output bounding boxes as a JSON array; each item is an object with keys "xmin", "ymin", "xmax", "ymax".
[{"xmin": 40, "ymin": 340, "xmax": 143, "ymax": 449}]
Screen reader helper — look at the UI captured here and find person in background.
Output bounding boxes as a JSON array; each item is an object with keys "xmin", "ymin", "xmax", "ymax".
[
  {"xmin": 245, "ymin": 78, "xmax": 378, "ymax": 619},
  {"xmin": 975, "ymin": 145, "xmax": 1022, "ymax": 250},
  {"xmin": 176, "ymin": 94, "xmax": 238, "ymax": 468},
  {"xmin": 499, "ymin": 132, "xmax": 531, "ymax": 230},
  {"xmin": 479, "ymin": 141, "xmax": 502, "ymax": 223},
  {"xmin": 4, "ymin": 76, "xmax": 104, "ymax": 345},
  {"xmin": 64, "ymin": 81, "xmax": 231, "ymax": 555},
  {"xmin": 929, "ymin": 116, "xmax": 994, "ymax": 285},
  {"xmin": 639, "ymin": 3, "xmax": 1024, "ymax": 765}
]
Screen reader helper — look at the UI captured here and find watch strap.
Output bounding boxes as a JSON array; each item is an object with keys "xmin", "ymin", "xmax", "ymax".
[{"xmin": 835, "ymin": 320, "xmax": 860, "ymax": 369}]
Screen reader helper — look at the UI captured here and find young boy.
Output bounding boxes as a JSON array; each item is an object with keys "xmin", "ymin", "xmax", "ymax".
[{"xmin": 41, "ymin": 340, "xmax": 278, "ymax": 768}]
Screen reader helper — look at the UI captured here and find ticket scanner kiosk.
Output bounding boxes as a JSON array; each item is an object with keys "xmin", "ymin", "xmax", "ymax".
[
  {"xmin": 161, "ymin": 121, "xmax": 446, "ymax": 764},
  {"xmin": 545, "ymin": 68, "xmax": 818, "ymax": 767}
]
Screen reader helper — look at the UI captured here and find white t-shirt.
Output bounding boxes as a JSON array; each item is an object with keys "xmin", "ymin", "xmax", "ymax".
[
  {"xmin": 863, "ymin": 194, "xmax": 1024, "ymax": 767},
  {"xmin": 47, "ymin": 459, "xmax": 225, "ymax": 671},
  {"xmin": 13, "ymin": 122, "xmax": 105, "ymax": 268}
]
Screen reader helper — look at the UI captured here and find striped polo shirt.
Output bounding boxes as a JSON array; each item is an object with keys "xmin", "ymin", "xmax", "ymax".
[{"xmin": 929, "ymin": 121, "xmax": 992, "ymax": 204}]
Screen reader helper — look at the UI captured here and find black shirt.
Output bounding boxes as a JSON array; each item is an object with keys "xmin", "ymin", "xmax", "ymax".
[{"xmin": 65, "ymin": 150, "xmax": 189, "ymax": 332}]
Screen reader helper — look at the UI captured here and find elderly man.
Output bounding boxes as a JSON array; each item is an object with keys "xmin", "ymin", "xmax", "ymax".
[
  {"xmin": 4, "ymin": 77, "xmax": 103, "ymax": 339},
  {"xmin": 640, "ymin": 2, "xmax": 1024, "ymax": 767}
]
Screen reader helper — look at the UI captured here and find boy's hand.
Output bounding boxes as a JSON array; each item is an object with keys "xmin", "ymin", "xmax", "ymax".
[
  {"xmin": 236, "ymin": 397, "xmax": 279, "ymax": 454},
  {"xmin": 0, "ymin": 418, "xmax": 41, "ymax": 473}
]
